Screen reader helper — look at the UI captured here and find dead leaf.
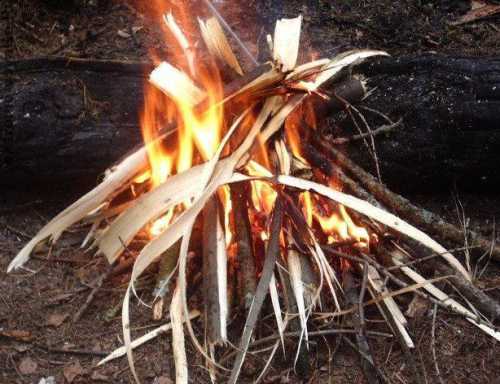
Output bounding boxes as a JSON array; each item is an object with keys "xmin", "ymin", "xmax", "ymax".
[
  {"xmin": 0, "ymin": 329, "xmax": 32, "ymax": 341},
  {"xmin": 405, "ymin": 294, "xmax": 430, "ymax": 319},
  {"xmin": 451, "ymin": 2, "xmax": 500, "ymax": 25},
  {"xmin": 153, "ymin": 377, "xmax": 173, "ymax": 384},
  {"xmin": 90, "ymin": 371, "xmax": 109, "ymax": 382},
  {"xmin": 63, "ymin": 361, "xmax": 84, "ymax": 383},
  {"xmin": 19, "ymin": 357, "xmax": 38, "ymax": 375},
  {"xmin": 47, "ymin": 312, "xmax": 69, "ymax": 327}
]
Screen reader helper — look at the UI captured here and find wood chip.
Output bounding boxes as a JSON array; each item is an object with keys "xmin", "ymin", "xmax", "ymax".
[
  {"xmin": 46, "ymin": 312, "xmax": 69, "ymax": 327},
  {"xmin": 405, "ymin": 295, "xmax": 429, "ymax": 319},
  {"xmin": 63, "ymin": 361, "xmax": 84, "ymax": 384}
]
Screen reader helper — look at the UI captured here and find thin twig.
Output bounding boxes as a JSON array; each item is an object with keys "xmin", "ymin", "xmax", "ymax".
[
  {"xmin": 220, "ymin": 329, "xmax": 392, "ymax": 365},
  {"xmin": 344, "ymin": 268, "xmax": 381, "ymax": 384},
  {"xmin": 332, "ymin": 119, "xmax": 402, "ymax": 145},
  {"xmin": 431, "ymin": 304, "xmax": 445, "ymax": 384},
  {"xmin": 73, "ymin": 261, "xmax": 116, "ymax": 323},
  {"xmin": 350, "ymin": 104, "xmax": 383, "ymax": 182},
  {"xmin": 36, "ymin": 345, "xmax": 109, "ymax": 358}
]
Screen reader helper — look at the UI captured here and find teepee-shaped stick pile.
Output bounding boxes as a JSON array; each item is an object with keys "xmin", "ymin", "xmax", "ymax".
[{"xmin": 8, "ymin": 11, "xmax": 500, "ymax": 384}]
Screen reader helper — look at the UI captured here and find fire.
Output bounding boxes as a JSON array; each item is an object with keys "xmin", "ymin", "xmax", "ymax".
[
  {"xmin": 140, "ymin": 8, "xmax": 225, "ymax": 237},
  {"xmin": 300, "ymin": 191, "xmax": 313, "ymax": 227},
  {"xmin": 312, "ymin": 200, "xmax": 369, "ymax": 247},
  {"xmin": 285, "ymin": 99, "xmax": 369, "ymax": 248},
  {"xmin": 139, "ymin": 6, "xmax": 370, "ymax": 251},
  {"xmin": 246, "ymin": 160, "xmax": 277, "ymax": 215},
  {"xmin": 140, "ymin": 83, "xmax": 176, "ymax": 236},
  {"xmin": 141, "ymin": 84, "xmax": 175, "ymax": 187}
]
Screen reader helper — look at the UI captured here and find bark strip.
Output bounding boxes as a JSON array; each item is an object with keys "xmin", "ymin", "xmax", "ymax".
[{"xmin": 230, "ymin": 181, "xmax": 257, "ymax": 309}]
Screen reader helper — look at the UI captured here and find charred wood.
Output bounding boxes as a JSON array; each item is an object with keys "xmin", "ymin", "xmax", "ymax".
[{"xmin": 2, "ymin": 55, "xmax": 500, "ymax": 192}]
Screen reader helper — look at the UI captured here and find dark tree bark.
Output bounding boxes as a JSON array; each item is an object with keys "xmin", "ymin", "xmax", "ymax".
[{"xmin": 1, "ymin": 55, "xmax": 500, "ymax": 192}]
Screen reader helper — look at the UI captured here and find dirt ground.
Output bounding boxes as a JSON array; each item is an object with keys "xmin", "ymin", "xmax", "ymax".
[{"xmin": 1, "ymin": 1, "xmax": 500, "ymax": 383}]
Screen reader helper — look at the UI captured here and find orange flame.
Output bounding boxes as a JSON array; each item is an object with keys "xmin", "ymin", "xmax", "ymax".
[
  {"xmin": 312, "ymin": 200, "xmax": 369, "ymax": 248},
  {"xmin": 141, "ymin": 85, "xmax": 175, "ymax": 187},
  {"xmin": 246, "ymin": 161, "xmax": 277, "ymax": 215},
  {"xmin": 140, "ymin": 7, "xmax": 224, "ymax": 237},
  {"xmin": 300, "ymin": 191, "xmax": 313, "ymax": 227},
  {"xmin": 139, "ymin": 4, "xmax": 370, "ymax": 254}
]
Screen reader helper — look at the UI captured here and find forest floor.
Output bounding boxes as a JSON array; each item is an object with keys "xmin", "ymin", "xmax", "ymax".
[{"xmin": 1, "ymin": 1, "xmax": 500, "ymax": 383}]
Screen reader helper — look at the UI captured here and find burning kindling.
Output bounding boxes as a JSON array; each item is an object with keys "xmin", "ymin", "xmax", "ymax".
[{"xmin": 8, "ymin": 4, "xmax": 500, "ymax": 384}]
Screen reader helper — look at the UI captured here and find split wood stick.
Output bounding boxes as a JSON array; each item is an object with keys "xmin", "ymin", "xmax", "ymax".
[
  {"xmin": 323, "ymin": 144, "xmax": 500, "ymax": 261},
  {"xmin": 230, "ymin": 181, "xmax": 257, "ymax": 309}
]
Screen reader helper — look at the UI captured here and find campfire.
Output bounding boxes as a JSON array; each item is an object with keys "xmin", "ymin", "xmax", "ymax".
[{"xmin": 8, "ymin": 3, "xmax": 500, "ymax": 384}]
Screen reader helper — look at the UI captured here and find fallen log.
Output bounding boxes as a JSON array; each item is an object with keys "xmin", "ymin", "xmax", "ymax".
[
  {"xmin": 347, "ymin": 54, "xmax": 500, "ymax": 192},
  {"xmin": 1, "ymin": 55, "xmax": 500, "ymax": 191}
]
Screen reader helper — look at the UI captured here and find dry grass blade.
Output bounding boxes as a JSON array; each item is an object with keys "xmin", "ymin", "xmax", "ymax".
[
  {"xmin": 229, "ymin": 198, "xmax": 283, "ymax": 384},
  {"xmin": 275, "ymin": 175, "xmax": 470, "ymax": 281},
  {"xmin": 221, "ymin": 68, "xmax": 285, "ymax": 105},
  {"xmin": 199, "ymin": 17, "xmax": 243, "ymax": 75},
  {"xmin": 286, "ymin": 58, "xmax": 331, "ymax": 81},
  {"xmin": 7, "ymin": 146, "xmax": 149, "ymax": 272},
  {"xmin": 314, "ymin": 50, "xmax": 389, "ymax": 86},
  {"xmin": 97, "ymin": 310, "xmax": 200, "ymax": 365}
]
